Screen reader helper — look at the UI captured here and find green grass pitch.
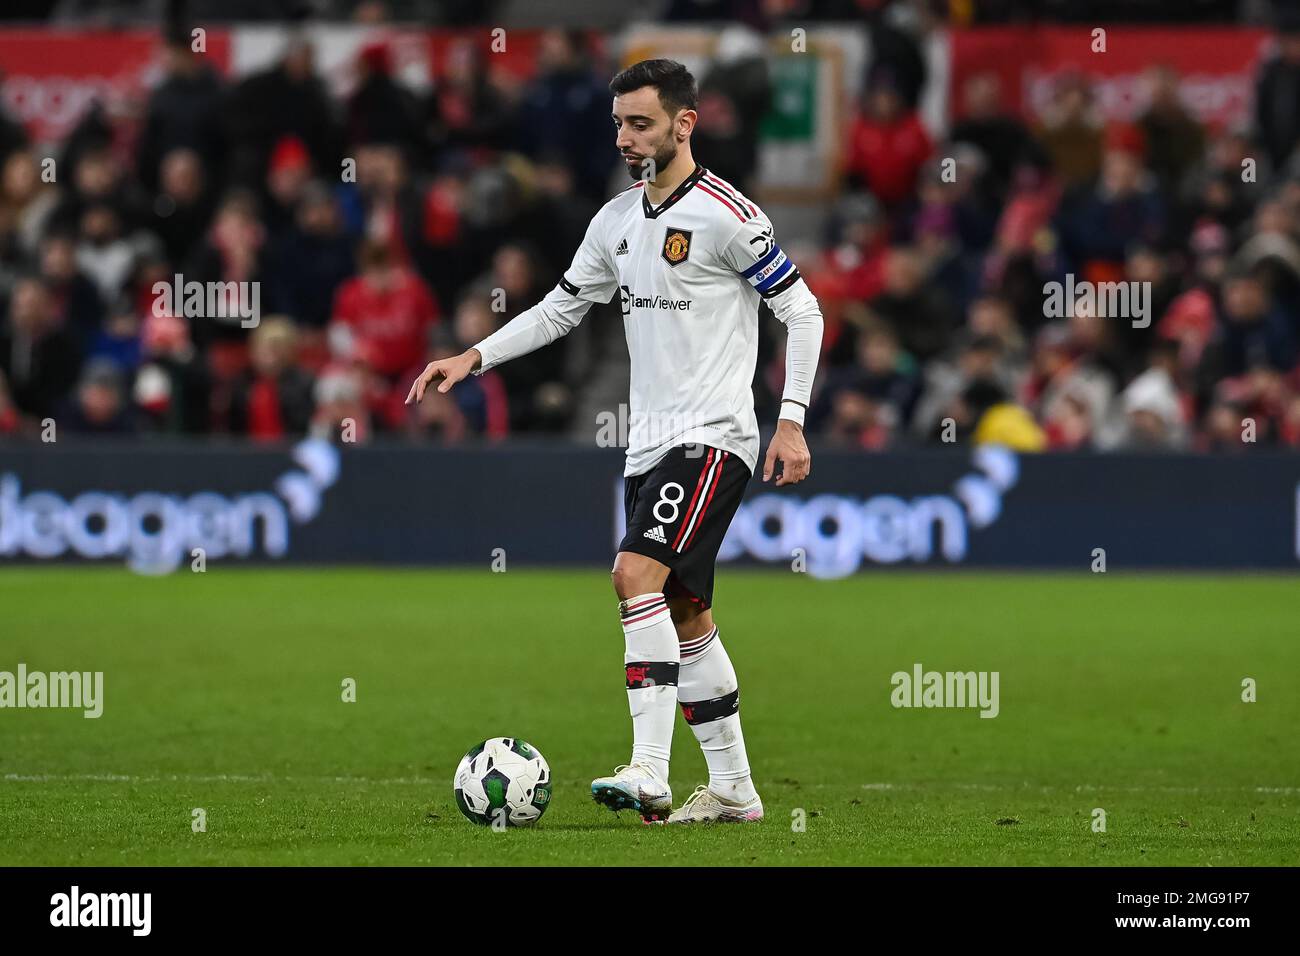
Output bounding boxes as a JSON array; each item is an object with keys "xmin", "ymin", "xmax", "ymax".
[{"xmin": 1, "ymin": 567, "xmax": 1296, "ymax": 866}]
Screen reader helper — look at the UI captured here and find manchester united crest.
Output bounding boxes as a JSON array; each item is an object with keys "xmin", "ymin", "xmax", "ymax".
[{"xmin": 661, "ymin": 227, "xmax": 692, "ymax": 266}]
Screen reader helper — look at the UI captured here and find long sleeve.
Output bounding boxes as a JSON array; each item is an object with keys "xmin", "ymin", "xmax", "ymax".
[
  {"xmin": 472, "ymin": 285, "xmax": 595, "ymax": 373},
  {"xmin": 766, "ymin": 277, "xmax": 824, "ymax": 427},
  {"xmin": 718, "ymin": 212, "xmax": 825, "ymax": 426},
  {"xmin": 473, "ymin": 209, "xmax": 617, "ymax": 374}
]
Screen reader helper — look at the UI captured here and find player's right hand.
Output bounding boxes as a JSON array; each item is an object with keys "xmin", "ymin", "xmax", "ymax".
[{"xmin": 405, "ymin": 349, "xmax": 481, "ymax": 404}]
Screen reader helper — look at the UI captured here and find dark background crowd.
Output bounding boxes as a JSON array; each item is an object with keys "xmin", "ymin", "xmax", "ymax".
[{"xmin": 2, "ymin": 0, "xmax": 1300, "ymax": 453}]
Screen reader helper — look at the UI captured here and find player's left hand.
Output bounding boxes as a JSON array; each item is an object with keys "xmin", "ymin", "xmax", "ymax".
[{"xmin": 763, "ymin": 419, "xmax": 811, "ymax": 486}]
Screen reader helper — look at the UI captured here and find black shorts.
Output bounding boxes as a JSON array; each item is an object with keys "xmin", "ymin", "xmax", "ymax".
[{"xmin": 617, "ymin": 444, "xmax": 751, "ymax": 610}]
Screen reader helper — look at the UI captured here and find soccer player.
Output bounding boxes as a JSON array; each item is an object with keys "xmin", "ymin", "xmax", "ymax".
[{"xmin": 407, "ymin": 59, "xmax": 823, "ymax": 824}]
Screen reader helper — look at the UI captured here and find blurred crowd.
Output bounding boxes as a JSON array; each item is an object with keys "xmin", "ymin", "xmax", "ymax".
[
  {"xmin": 0, "ymin": 27, "xmax": 616, "ymax": 443},
  {"xmin": 1, "ymin": 5, "xmax": 1300, "ymax": 453},
  {"xmin": 804, "ymin": 6, "xmax": 1300, "ymax": 452}
]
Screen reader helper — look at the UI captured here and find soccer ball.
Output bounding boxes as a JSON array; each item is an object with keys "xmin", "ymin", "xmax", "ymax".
[{"xmin": 453, "ymin": 737, "xmax": 552, "ymax": 827}]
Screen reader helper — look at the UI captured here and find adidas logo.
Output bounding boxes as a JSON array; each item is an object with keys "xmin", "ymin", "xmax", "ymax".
[
  {"xmin": 615, "ymin": 238, "xmax": 629, "ymax": 256},
  {"xmin": 643, "ymin": 524, "xmax": 667, "ymax": 543}
]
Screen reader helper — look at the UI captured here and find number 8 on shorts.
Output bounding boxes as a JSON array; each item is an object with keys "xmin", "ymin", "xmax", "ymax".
[{"xmin": 653, "ymin": 482, "xmax": 685, "ymax": 524}]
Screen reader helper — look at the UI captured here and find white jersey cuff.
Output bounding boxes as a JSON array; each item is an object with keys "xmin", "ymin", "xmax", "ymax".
[{"xmin": 778, "ymin": 401, "xmax": 806, "ymax": 427}]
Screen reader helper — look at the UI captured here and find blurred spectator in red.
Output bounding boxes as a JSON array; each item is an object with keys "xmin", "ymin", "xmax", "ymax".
[
  {"xmin": 1160, "ymin": 283, "xmax": 1218, "ymax": 374},
  {"xmin": 417, "ymin": 170, "xmax": 467, "ymax": 304},
  {"xmin": 263, "ymin": 135, "xmax": 314, "ymax": 239},
  {"xmin": 983, "ymin": 159, "xmax": 1062, "ymax": 300},
  {"xmin": 228, "ymin": 316, "xmax": 314, "ymax": 440},
  {"xmin": 843, "ymin": 73, "xmax": 932, "ymax": 214},
  {"xmin": 329, "ymin": 238, "xmax": 439, "ymax": 383},
  {"xmin": 805, "ymin": 193, "xmax": 889, "ymax": 352}
]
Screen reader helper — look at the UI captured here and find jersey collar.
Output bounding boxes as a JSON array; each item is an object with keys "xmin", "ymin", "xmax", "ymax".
[{"xmin": 642, "ymin": 164, "xmax": 706, "ymax": 219}]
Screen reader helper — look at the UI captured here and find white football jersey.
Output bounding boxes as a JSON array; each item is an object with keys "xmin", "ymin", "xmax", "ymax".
[{"xmin": 474, "ymin": 163, "xmax": 821, "ymax": 477}]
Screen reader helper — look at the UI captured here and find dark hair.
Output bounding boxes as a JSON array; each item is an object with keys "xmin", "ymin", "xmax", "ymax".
[
  {"xmin": 608, "ymin": 59, "xmax": 697, "ymax": 116},
  {"xmin": 962, "ymin": 379, "xmax": 1008, "ymax": 414}
]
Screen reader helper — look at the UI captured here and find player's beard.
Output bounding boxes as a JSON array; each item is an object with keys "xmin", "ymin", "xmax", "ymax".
[{"xmin": 625, "ymin": 134, "xmax": 679, "ymax": 183}]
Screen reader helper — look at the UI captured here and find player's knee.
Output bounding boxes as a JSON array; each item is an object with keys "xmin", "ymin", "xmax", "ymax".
[
  {"xmin": 610, "ymin": 553, "xmax": 666, "ymax": 600},
  {"xmin": 610, "ymin": 567, "xmax": 652, "ymax": 600}
]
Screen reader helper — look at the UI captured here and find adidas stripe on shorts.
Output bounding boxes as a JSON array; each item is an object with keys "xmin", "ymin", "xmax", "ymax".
[{"xmin": 618, "ymin": 443, "xmax": 751, "ymax": 610}]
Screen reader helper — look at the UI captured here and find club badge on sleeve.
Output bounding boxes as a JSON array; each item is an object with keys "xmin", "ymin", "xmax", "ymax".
[{"xmin": 661, "ymin": 227, "xmax": 692, "ymax": 267}]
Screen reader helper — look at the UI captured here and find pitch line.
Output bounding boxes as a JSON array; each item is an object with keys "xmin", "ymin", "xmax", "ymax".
[{"xmin": 3, "ymin": 773, "xmax": 1297, "ymax": 794}]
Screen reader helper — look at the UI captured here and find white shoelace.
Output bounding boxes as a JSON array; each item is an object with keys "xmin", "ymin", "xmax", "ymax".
[{"xmin": 680, "ymin": 784, "xmax": 711, "ymax": 812}]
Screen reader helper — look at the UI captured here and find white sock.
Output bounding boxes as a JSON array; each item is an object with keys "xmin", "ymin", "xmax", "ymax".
[
  {"xmin": 619, "ymin": 592, "xmax": 678, "ymax": 783},
  {"xmin": 678, "ymin": 626, "xmax": 758, "ymax": 805}
]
